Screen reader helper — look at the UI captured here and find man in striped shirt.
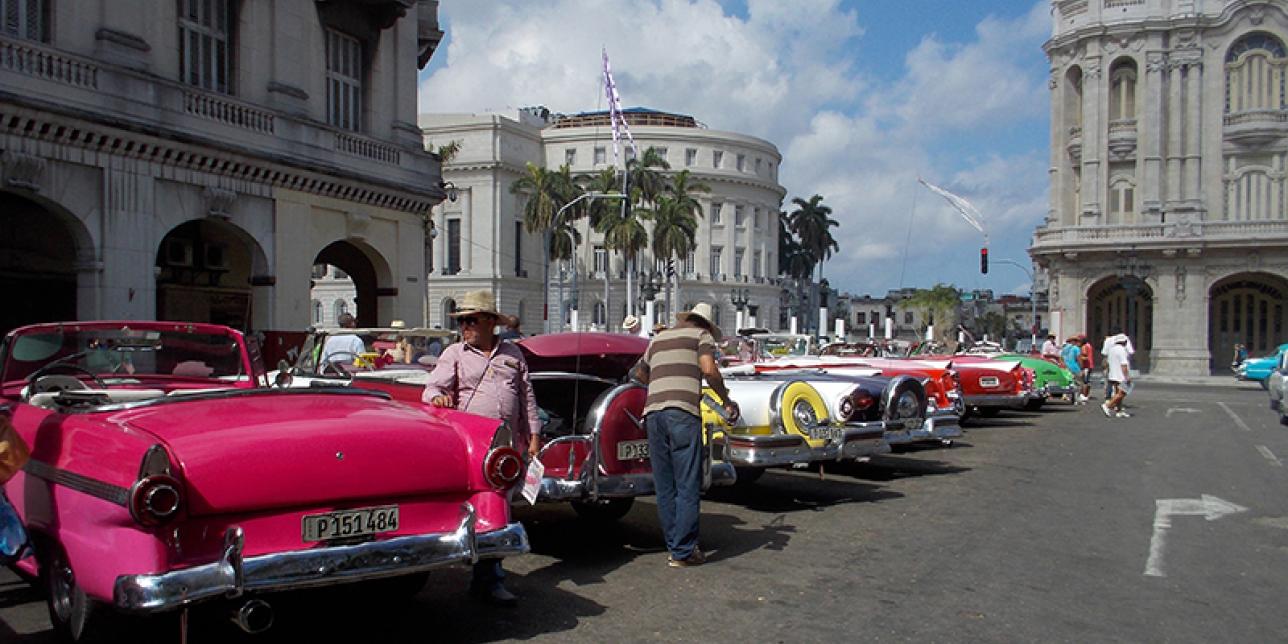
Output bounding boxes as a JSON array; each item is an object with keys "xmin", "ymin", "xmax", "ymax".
[{"xmin": 632, "ymin": 302, "xmax": 739, "ymax": 567}]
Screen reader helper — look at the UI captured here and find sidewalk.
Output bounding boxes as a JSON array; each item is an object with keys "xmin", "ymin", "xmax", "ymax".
[{"xmin": 1132, "ymin": 373, "xmax": 1263, "ymax": 389}]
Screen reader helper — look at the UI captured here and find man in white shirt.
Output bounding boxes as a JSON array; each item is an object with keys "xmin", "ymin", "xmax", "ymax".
[
  {"xmin": 1102, "ymin": 334, "xmax": 1132, "ymax": 418},
  {"xmin": 320, "ymin": 313, "xmax": 366, "ymax": 366},
  {"xmin": 1040, "ymin": 335, "xmax": 1060, "ymax": 359}
]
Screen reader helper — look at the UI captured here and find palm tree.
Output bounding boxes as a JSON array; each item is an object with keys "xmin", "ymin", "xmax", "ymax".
[
  {"xmin": 626, "ymin": 146, "xmax": 671, "ymax": 207},
  {"xmin": 655, "ymin": 169, "xmax": 708, "ymax": 315},
  {"xmin": 511, "ymin": 163, "xmax": 579, "ymax": 331},
  {"xmin": 789, "ymin": 195, "xmax": 840, "ymax": 334}
]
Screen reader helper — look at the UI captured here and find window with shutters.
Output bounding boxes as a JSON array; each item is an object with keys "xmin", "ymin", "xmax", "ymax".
[
  {"xmin": 446, "ymin": 218, "xmax": 461, "ymax": 275},
  {"xmin": 2, "ymin": 0, "xmax": 46, "ymax": 41},
  {"xmin": 179, "ymin": 0, "xmax": 234, "ymax": 93},
  {"xmin": 326, "ymin": 28, "xmax": 364, "ymax": 131},
  {"xmin": 594, "ymin": 245, "xmax": 607, "ymax": 274},
  {"xmin": 734, "ymin": 248, "xmax": 744, "ymax": 277},
  {"xmin": 710, "ymin": 247, "xmax": 723, "ymax": 277},
  {"xmin": 1226, "ymin": 32, "xmax": 1288, "ymax": 114}
]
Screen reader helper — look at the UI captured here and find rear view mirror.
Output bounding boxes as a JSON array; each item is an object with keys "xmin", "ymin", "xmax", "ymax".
[{"xmin": 274, "ymin": 360, "xmax": 293, "ymax": 388}]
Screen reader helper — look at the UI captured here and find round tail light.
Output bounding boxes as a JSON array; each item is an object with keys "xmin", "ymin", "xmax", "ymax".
[
  {"xmin": 129, "ymin": 475, "xmax": 183, "ymax": 526},
  {"xmin": 484, "ymin": 447, "xmax": 524, "ymax": 490}
]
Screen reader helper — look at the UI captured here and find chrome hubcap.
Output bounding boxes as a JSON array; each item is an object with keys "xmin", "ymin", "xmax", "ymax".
[{"xmin": 792, "ymin": 400, "xmax": 818, "ymax": 429}]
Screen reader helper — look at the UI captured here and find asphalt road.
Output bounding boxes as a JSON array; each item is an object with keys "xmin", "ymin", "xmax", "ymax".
[{"xmin": 3, "ymin": 381, "xmax": 1286, "ymax": 643}]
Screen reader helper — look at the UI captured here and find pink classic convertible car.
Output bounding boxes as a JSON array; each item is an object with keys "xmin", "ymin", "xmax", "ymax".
[{"xmin": 1, "ymin": 322, "xmax": 527, "ymax": 641}]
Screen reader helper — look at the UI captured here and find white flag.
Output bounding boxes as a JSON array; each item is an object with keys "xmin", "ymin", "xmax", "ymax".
[
  {"xmin": 918, "ymin": 178, "xmax": 987, "ymax": 239},
  {"xmin": 602, "ymin": 48, "xmax": 638, "ymax": 166}
]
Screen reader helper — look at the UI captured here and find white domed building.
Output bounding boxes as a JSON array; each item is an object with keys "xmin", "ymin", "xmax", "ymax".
[{"xmin": 420, "ymin": 107, "xmax": 788, "ymax": 336}]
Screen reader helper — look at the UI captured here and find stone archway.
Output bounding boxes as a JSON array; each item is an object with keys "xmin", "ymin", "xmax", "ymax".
[
  {"xmin": 1086, "ymin": 275, "xmax": 1154, "ymax": 372},
  {"xmin": 313, "ymin": 240, "xmax": 392, "ymax": 328},
  {"xmin": 0, "ymin": 192, "xmax": 89, "ymax": 334},
  {"xmin": 156, "ymin": 219, "xmax": 267, "ymax": 330},
  {"xmin": 1208, "ymin": 272, "xmax": 1288, "ymax": 370}
]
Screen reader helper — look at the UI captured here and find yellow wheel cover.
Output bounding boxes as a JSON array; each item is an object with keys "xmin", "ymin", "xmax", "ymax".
[{"xmin": 778, "ymin": 381, "xmax": 829, "ymax": 440}]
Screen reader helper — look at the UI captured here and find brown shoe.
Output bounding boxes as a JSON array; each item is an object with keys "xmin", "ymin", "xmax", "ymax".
[{"xmin": 667, "ymin": 548, "xmax": 706, "ymax": 568}]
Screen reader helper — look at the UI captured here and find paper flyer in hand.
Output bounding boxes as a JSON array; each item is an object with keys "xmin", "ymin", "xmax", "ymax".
[{"xmin": 520, "ymin": 458, "xmax": 544, "ymax": 505}]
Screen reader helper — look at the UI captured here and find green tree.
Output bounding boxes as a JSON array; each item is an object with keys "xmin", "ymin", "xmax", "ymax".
[
  {"xmin": 626, "ymin": 146, "xmax": 671, "ymax": 207},
  {"xmin": 650, "ymin": 169, "xmax": 708, "ymax": 316},
  {"xmin": 903, "ymin": 284, "xmax": 962, "ymax": 343},
  {"xmin": 975, "ymin": 311, "xmax": 1009, "ymax": 343}
]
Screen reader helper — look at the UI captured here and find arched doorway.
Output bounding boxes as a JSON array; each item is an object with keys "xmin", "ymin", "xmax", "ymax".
[
  {"xmin": 0, "ymin": 192, "xmax": 85, "ymax": 333},
  {"xmin": 156, "ymin": 219, "xmax": 265, "ymax": 329},
  {"xmin": 1087, "ymin": 275, "xmax": 1154, "ymax": 372},
  {"xmin": 1209, "ymin": 272, "xmax": 1288, "ymax": 370},
  {"xmin": 313, "ymin": 240, "xmax": 389, "ymax": 328}
]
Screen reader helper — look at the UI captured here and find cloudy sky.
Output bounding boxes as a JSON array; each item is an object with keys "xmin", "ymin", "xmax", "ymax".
[{"xmin": 417, "ymin": 0, "xmax": 1053, "ymax": 297}]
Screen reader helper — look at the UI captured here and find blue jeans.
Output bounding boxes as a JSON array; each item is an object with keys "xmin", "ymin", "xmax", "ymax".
[{"xmin": 646, "ymin": 408, "xmax": 703, "ymax": 560}]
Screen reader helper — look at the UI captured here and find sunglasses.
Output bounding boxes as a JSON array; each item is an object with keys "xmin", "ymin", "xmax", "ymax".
[{"xmin": 458, "ymin": 315, "xmax": 492, "ymax": 327}]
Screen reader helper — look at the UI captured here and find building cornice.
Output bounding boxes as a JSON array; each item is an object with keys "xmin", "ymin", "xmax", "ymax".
[
  {"xmin": 1045, "ymin": 0, "xmax": 1288, "ymax": 55},
  {"xmin": 0, "ymin": 101, "xmax": 441, "ymax": 215}
]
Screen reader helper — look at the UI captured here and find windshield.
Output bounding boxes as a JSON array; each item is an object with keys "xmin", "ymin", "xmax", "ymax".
[
  {"xmin": 757, "ymin": 336, "xmax": 811, "ymax": 359},
  {"xmin": 2, "ymin": 328, "xmax": 247, "ymax": 384}
]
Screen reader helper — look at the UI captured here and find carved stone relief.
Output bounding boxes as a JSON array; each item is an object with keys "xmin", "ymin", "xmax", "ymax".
[
  {"xmin": 3, "ymin": 151, "xmax": 46, "ymax": 191},
  {"xmin": 1175, "ymin": 265, "xmax": 1187, "ymax": 303},
  {"xmin": 202, "ymin": 187, "xmax": 236, "ymax": 220}
]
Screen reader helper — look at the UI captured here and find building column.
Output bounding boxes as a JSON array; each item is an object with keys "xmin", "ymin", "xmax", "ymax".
[
  {"xmin": 1149, "ymin": 256, "xmax": 1211, "ymax": 375},
  {"xmin": 1141, "ymin": 52, "xmax": 1167, "ymax": 220},
  {"xmin": 1048, "ymin": 68, "xmax": 1063, "ymax": 226},
  {"xmin": 1183, "ymin": 59, "xmax": 1204, "ymax": 206},
  {"xmin": 1081, "ymin": 57, "xmax": 1103, "ymax": 224},
  {"xmin": 1165, "ymin": 60, "xmax": 1184, "ymax": 206},
  {"xmin": 100, "ymin": 162, "xmax": 158, "ymax": 320}
]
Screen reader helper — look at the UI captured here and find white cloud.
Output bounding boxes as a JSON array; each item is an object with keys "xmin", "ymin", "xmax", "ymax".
[{"xmin": 420, "ymin": 0, "xmax": 1051, "ymax": 295}]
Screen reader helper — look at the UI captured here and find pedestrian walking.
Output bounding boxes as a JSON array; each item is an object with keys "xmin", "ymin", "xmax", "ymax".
[
  {"xmin": 1102, "ymin": 334, "xmax": 1133, "ymax": 418},
  {"xmin": 1077, "ymin": 334, "xmax": 1094, "ymax": 402},
  {"xmin": 631, "ymin": 302, "xmax": 739, "ymax": 567},
  {"xmin": 421, "ymin": 290, "xmax": 541, "ymax": 606},
  {"xmin": 1060, "ymin": 336, "xmax": 1084, "ymax": 404}
]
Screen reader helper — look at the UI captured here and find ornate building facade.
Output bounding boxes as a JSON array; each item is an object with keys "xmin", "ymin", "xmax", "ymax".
[
  {"xmin": 420, "ymin": 107, "xmax": 787, "ymax": 336},
  {"xmin": 0, "ymin": 0, "xmax": 446, "ymax": 335},
  {"xmin": 1033, "ymin": 0, "xmax": 1288, "ymax": 374}
]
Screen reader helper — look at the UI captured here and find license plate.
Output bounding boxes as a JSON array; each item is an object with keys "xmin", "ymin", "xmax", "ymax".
[
  {"xmin": 979, "ymin": 376, "xmax": 1000, "ymax": 388},
  {"xmin": 808, "ymin": 426, "xmax": 846, "ymax": 441},
  {"xmin": 616, "ymin": 439, "xmax": 650, "ymax": 460},
  {"xmin": 302, "ymin": 505, "xmax": 399, "ymax": 542}
]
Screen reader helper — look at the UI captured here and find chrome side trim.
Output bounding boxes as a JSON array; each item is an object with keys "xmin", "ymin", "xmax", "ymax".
[
  {"xmin": 529, "ymin": 371, "xmax": 618, "ymax": 386},
  {"xmin": 23, "ymin": 459, "xmax": 129, "ymax": 507},
  {"xmin": 113, "ymin": 503, "xmax": 529, "ymax": 614}
]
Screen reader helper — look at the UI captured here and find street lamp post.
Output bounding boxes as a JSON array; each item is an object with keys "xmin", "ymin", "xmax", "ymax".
[
  {"xmin": 994, "ymin": 258, "xmax": 1039, "ymax": 351},
  {"xmin": 543, "ymin": 191, "xmax": 622, "ymax": 334},
  {"xmin": 730, "ymin": 288, "xmax": 750, "ymax": 334},
  {"xmin": 639, "ymin": 271, "xmax": 662, "ymax": 334}
]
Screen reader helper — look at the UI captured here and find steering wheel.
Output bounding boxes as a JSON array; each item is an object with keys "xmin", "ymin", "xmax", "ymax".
[
  {"xmin": 320, "ymin": 352, "xmax": 357, "ymax": 377},
  {"xmin": 28, "ymin": 364, "xmax": 108, "ymax": 391}
]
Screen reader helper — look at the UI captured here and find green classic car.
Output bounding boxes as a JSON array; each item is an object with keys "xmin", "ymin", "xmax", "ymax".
[{"xmin": 993, "ymin": 354, "xmax": 1077, "ymax": 410}]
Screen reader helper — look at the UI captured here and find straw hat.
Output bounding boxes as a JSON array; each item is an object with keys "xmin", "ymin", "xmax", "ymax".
[
  {"xmin": 621, "ymin": 315, "xmax": 641, "ymax": 331},
  {"xmin": 677, "ymin": 302, "xmax": 722, "ymax": 340},
  {"xmin": 449, "ymin": 290, "xmax": 501, "ymax": 318}
]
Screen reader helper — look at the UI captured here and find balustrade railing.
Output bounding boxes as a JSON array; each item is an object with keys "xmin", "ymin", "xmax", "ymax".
[
  {"xmin": 0, "ymin": 36, "xmax": 97, "ymax": 89},
  {"xmin": 335, "ymin": 132, "xmax": 402, "ymax": 165},
  {"xmin": 182, "ymin": 91, "xmax": 275, "ymax": 134}
]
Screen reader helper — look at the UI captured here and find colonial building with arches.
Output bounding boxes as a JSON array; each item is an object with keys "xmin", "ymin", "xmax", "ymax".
[
  {"xmin": 1033, "ymin": 0, "xmax": 1288, "ymax": 374},
  {"xmin": 0, "ymin": 1, "xmax": 446, "ymax": 336}
]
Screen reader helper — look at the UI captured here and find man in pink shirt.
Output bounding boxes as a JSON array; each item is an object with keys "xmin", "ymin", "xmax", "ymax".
[{"xmin": 422, "ymin": 290, "xmax": 540, "ymax": 606}]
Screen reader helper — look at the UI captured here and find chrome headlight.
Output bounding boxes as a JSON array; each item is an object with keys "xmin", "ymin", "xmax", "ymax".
[{"xmin": 838, "ymin": 396, "xmax": 855, "ymax": 421}]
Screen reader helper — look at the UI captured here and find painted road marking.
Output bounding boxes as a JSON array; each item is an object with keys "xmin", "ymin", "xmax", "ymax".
[
  {"xmin": 1218, "ymin": 402, "xmax": 1253, "ymax": 432},
  {"xmin": 1257, "ymin": 445, "xmax": 1284, "ymax": 467},
  {"xmin": 1145, "ymin": 495, "xmax": 1248, "ymax": 577},
  {"xmin": 1166, "ymin": 408, "xmax": 1202, "ymax": 418}
]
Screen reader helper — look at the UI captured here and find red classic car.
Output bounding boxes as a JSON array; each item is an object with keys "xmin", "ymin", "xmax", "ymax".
[{"xmin": 1, "ymin": 322, "xmax": 527, "ymax": 641}]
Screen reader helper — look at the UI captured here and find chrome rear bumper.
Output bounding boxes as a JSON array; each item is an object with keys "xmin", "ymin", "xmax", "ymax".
[
  {"xmin": 114, "ymin": 503, "xmax": 528, "ymax": 613},
  {"xmin": 963, "ymin": 394, "xmax": 1028, "ymax": 408},
  {"xmin": 722, "ymin": 422, "xmax": 890, "ymax": 467},
  {"xmin": 883, "ymin": 413, "xmax": 962, "ymax": 445}
]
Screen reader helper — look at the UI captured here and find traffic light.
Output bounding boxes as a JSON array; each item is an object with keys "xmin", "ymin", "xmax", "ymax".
[
  {"xmin": 667, "ymin": 259, "xmax": 676, "ymax": 279},
  {"xmin": 980, "ymin": 247, "xmax": 989, "ymax": 274}
]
